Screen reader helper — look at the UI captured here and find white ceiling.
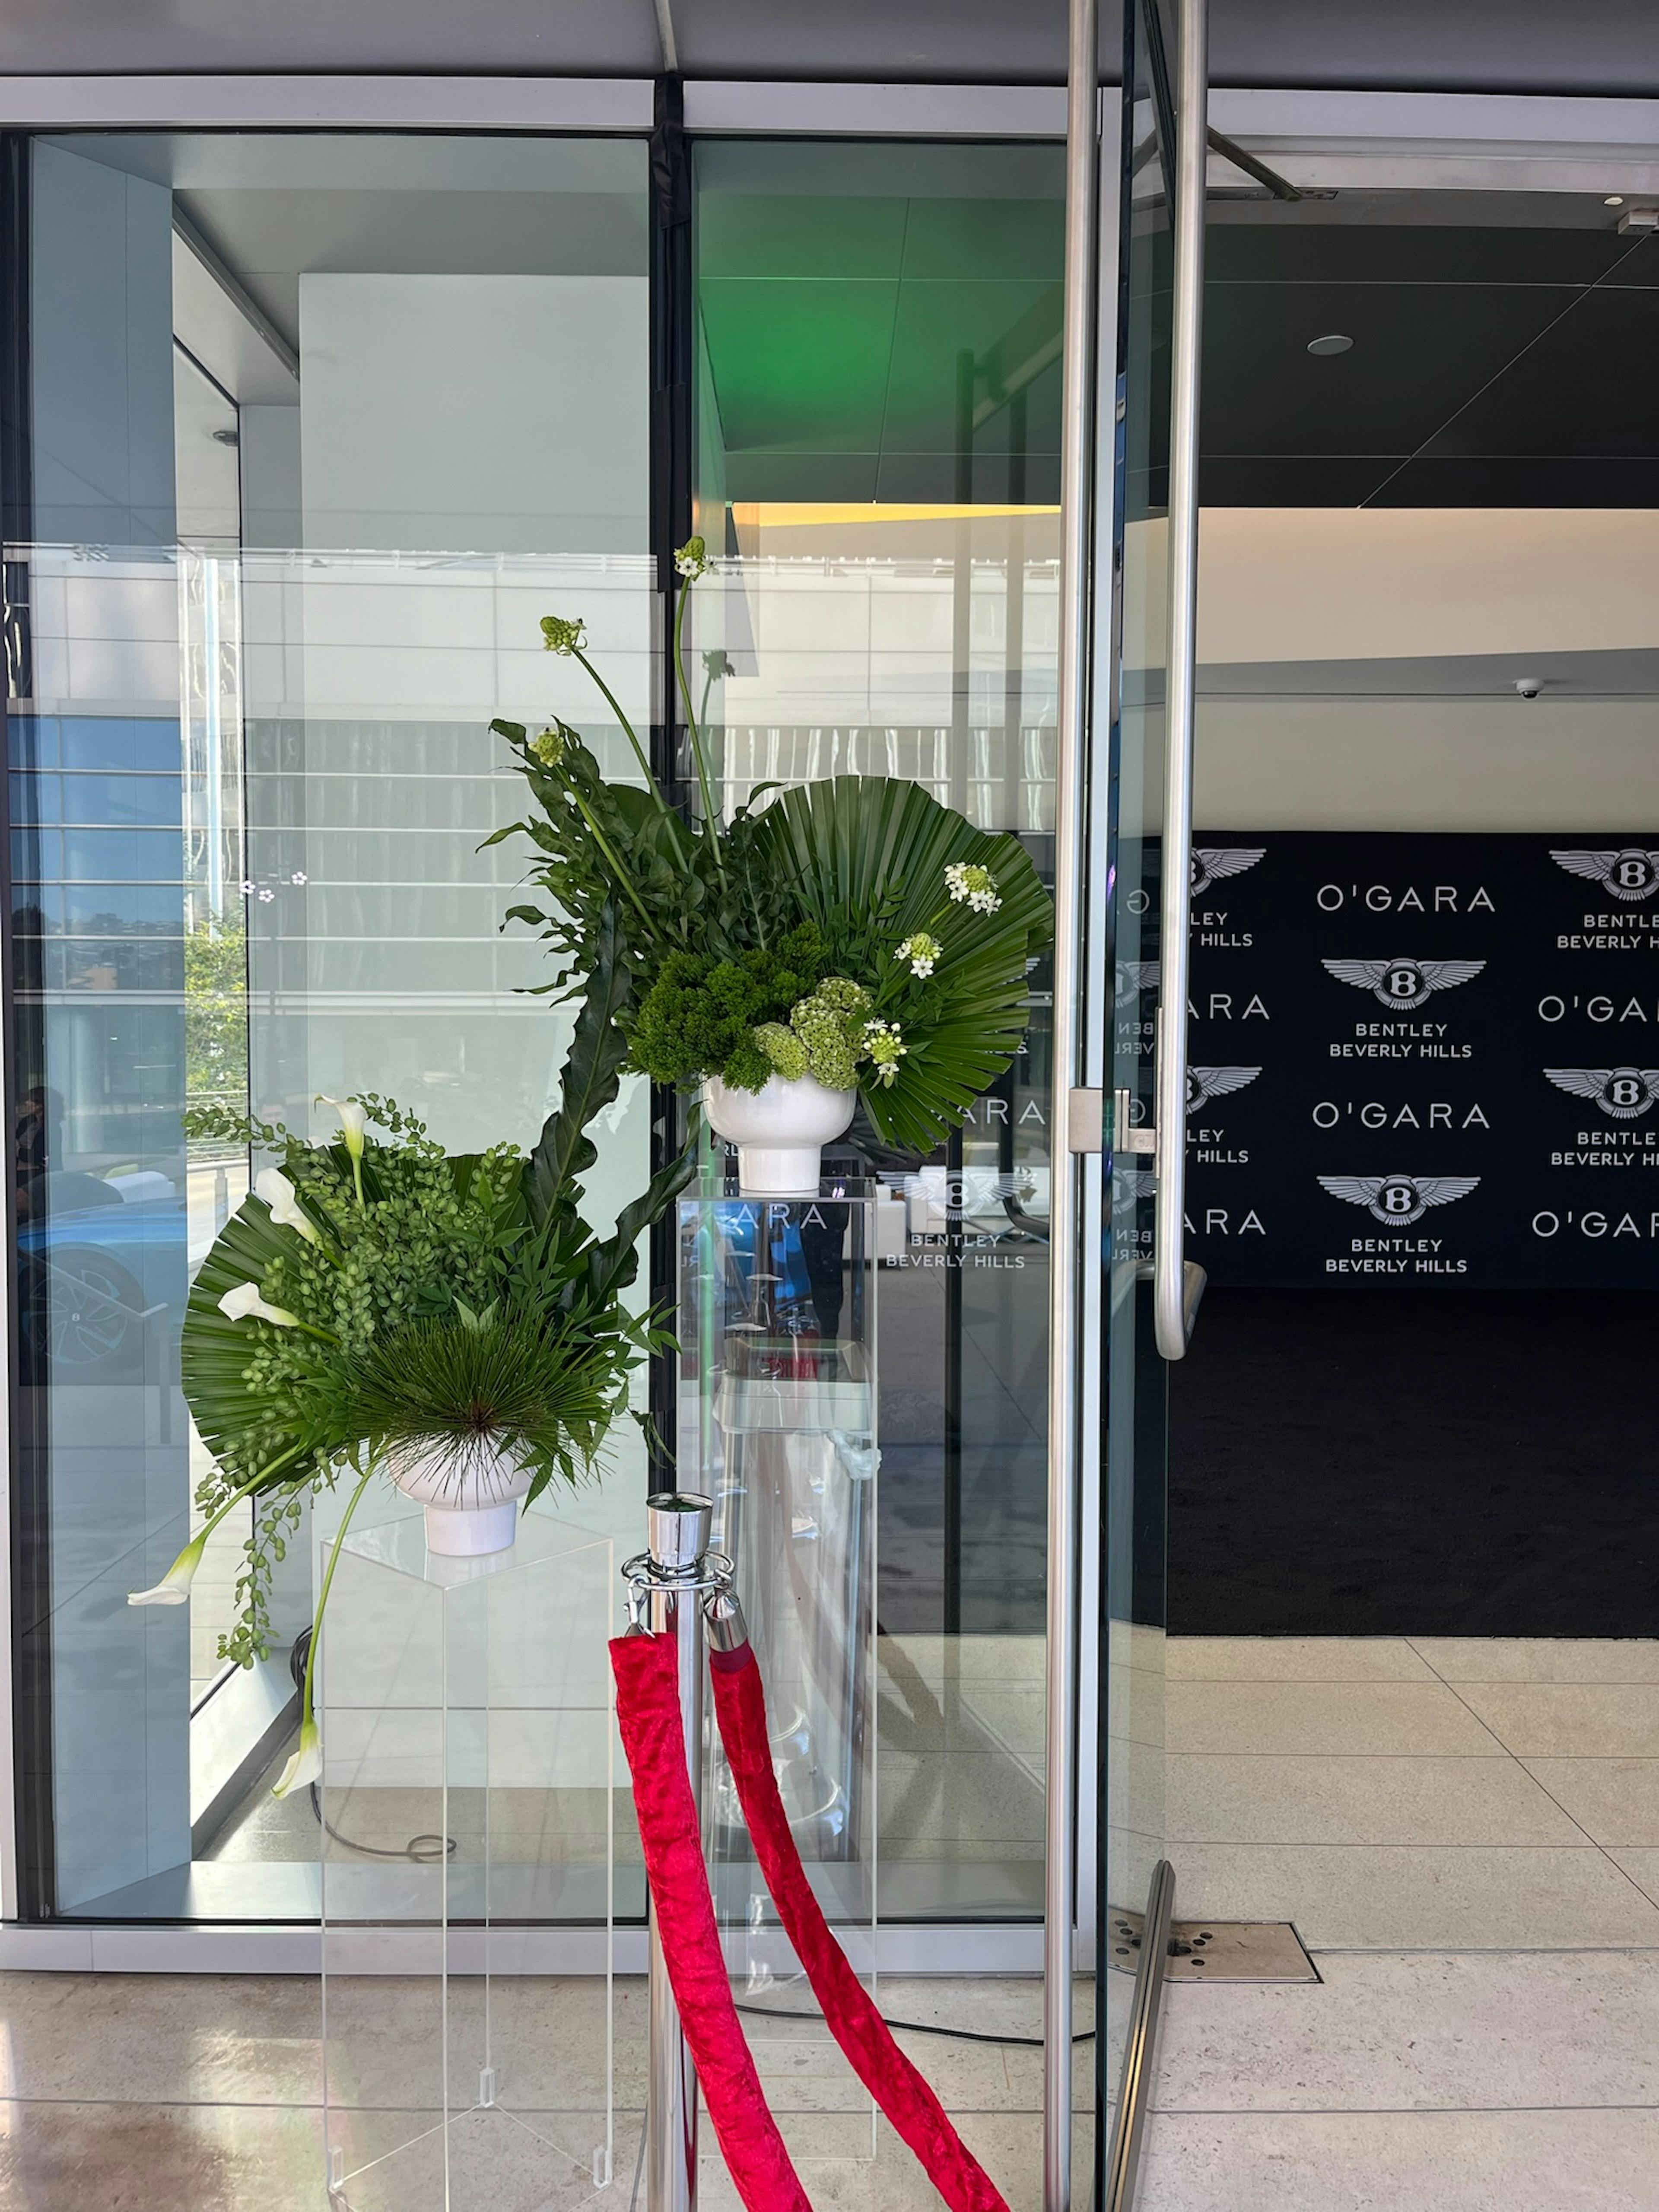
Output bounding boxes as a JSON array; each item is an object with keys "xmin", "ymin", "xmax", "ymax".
[{"xmin": 8, "ymin": 0, "xmax": 1659, "ymax": 94}]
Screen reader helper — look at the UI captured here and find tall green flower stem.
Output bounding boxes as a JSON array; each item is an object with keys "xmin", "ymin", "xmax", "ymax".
[
  {"xmin": 567, "ymin": 781, "xmax": 673, "ymax": 943},
  {"xmin": 127, "ymin": 1447, "xmax": 308, "ymax": 1606},
  {"xmin": 672, "ymin": 572, "xmax": 727, "ymax": 883},
  {"xmin": 277, "ymin": 1455, "xmax": 378, "ymax": 1798},
  {"xmin": 569, "ymin": 646, "xmax": 658, "ymax": 791}
]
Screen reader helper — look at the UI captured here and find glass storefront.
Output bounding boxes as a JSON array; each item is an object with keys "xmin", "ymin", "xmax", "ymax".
[
  {"xmin": 5, "ymin": 124, "xmax": 1075, "ymax": 1930},
  {"xmin": 10, "ymin": 131, "xmax": 655, "ymax": 1917},
  {"xmin": 692, "ymin": 139, "xmax": 1065, "ymax": 1916}
]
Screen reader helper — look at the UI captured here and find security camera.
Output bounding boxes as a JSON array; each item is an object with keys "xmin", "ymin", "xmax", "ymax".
[{"xmin": 1514, "ymin": 677, "xmax": 1541, "ymax": 699}]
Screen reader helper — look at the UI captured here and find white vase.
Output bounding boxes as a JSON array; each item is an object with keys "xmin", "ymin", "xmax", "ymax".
[
  {"xmin": 704, "ymin": 1072, "xmax": 857, "ymax": 1196},
  {"xmin": 386, "ymin": 1434, "xmax": 532, "ymax": 1556}
]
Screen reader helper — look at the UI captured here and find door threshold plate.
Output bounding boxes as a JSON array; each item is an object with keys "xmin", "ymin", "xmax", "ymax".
[{"xmin": 1106, "ymin": 1912, "xmax": 1319, "ymax": 1983}]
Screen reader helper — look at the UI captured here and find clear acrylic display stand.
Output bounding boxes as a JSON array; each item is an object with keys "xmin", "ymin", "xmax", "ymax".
[
  {"xmin": 677, "ymin": 1175, "xmax": 879, "ymax": 2158},
  {"xmin": 318, "ymin": 1504, "xmax": 615, "ymax": 2211}
]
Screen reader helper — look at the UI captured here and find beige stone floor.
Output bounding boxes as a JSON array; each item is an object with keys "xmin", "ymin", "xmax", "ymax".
[
  {"xmin": 0, "ymin": 1970, "xmax": 1096, "ymax": 2212},
  {"xmin": 1138, "ymin": 1635, "xmax": 1659, "ymax": 2209}
]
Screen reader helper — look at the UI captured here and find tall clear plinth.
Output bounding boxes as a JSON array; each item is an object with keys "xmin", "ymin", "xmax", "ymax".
[
  {"xmin": 678, "ymin": 1178, "xmax": 879, "ymax": 2158},
  {"xmin": 318, "ymin": 1506, "xmax": 615, "ymax": 2211}
]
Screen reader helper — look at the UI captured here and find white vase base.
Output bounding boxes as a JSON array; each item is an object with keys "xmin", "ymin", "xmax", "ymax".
[
  {"xmin": 423, "ymin": 1499, "xmax": 519, "ymax": 1556},
  {"xmin": 735, "ymin": 1142, "xmax": 824, "ymax": 1196}
]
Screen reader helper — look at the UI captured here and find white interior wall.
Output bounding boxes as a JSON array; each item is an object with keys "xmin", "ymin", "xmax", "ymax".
[
  {"xmin": 1192, "ymin": 508, "xmax": 1659, "ymax": 832},
  {"xmin": 297, "ymin": 272, "xmax": 647, "ymax": 556},
  {"xmin": 1197, "ymin": 696, "xmax": 1659, "ymax": 832}
]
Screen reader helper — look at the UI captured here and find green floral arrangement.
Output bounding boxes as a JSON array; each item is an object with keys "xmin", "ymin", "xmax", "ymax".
[
  {"xmin": 130, "ymin": 957, "xmax": 689, "ymax": 1797},
  {"xmin": 492, "ymin": 539, "xmax": 1052, "ymax": 1156}
]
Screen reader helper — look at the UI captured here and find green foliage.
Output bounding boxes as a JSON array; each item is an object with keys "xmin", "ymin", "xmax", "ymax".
[
  {"xmin": 179, "ymin": 934, "xmax": 692, "ymax": 1672},
  {"xmin": 628, "ymin": 923, "xmax": 830, "ymax": 1092},
  {"xmin": 184, "ymin": 920, "xmax": 248, "ymax": 1109},
  {"xmin": 788, "ymin": 977, "xmax": 872, "ymax": 1090},
  {"xmin": 744, "ymin": 775, "xmax": 1052, "ymax": 1153},
  {"xmin": 494, "ymin": 559, "xmax": 1055, "ymax": 1156}
]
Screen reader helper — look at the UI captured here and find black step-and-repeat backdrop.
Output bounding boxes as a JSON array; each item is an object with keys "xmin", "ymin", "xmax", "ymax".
[{"xmin": 1151, "ymin": 833, "xmax": 1659, "ymax": 1290}]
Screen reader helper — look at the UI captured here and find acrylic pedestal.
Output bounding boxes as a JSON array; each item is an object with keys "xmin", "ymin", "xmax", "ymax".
[
  {"xmin": 677, "ymin": 1178, "xmax": 879, "ymax": 2158},
  {"xmin": 318, "ymin": 1506, "xmax": 615, "ymax": 2212}
]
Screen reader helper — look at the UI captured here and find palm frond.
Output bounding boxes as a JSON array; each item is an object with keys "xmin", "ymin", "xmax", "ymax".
[{"xmin": 745, "ymin": 776, "xmax": 1051, "ymax": 1150}]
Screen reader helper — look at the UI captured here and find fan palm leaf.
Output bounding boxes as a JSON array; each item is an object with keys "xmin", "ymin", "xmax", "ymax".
[{"xmin": 745, "ymin": 776, "xmax": 1052, "ymax": 1153}]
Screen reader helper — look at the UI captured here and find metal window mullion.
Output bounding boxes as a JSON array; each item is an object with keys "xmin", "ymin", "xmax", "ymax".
[
  {"xmin": 1044, "ymin": 0, "xmax": 1100, "ymax": 2206},
  {"xmin": 1151, "ymin": 0, "xmax": 1208, "ymax": 1363}
]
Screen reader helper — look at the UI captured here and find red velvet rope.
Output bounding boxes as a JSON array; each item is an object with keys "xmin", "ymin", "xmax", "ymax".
[
  {"xmin": 609, "ymin": 1632, "xmax": 813, "ymax": 2212},
  {"xmin": 709, "ymin": 1643, "xmax": 1012, "ymax": 2212}
]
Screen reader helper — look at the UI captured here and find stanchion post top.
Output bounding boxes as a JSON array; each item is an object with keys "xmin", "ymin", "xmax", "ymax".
[{"xmin": 645, "ymin": 1491, "xmax": 714, "ymax": 1574}]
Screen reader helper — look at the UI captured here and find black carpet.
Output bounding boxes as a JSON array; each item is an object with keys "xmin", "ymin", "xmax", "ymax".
[{"xmin": 1168, "ymin": 1288, "xmax": 1659, "ymax": 1638}]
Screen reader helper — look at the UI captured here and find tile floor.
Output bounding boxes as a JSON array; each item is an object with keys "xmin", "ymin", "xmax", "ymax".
[
  {"xmin": 1141, "ymin": 1633, "xmax": 1659, "ymax": 2208},
  {"xmin": 9, "ymin": 1634, "xmax": 1659, "ymax": 2207},
  {"xmin": 0, "ymin": 1968, "xmax": 1094, "ymax": 2212}
]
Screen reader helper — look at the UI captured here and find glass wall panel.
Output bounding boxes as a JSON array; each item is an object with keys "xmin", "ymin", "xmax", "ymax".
[
  {"xmin": 10, "ymin": 132, "xmax": 652, "ymax": 1919},
  {"xmin": 692, "ymin": 140, "xmax": 1065, "ymax": 1917}
]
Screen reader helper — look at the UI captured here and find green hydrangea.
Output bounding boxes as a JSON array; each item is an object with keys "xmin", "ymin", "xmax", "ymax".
[
  {"xmin": 629, "ymin": 922, "xmax": 830, "ymax": 1090},
  {"xmin": 786, "ymin": 977, "xmax": 871, "ymax": 1091},
  {"xmin": 755, "ymin": 1022, "xmax": 809, "ymax": 1081}
]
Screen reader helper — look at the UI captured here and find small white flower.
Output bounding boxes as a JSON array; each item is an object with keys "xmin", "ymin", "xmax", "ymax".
[
  {"xmin": 257, "ymin": 887, "xmax": 275, "ymax": 903},
  {"xmin": 290, "ymin": 871, "xmax": 308, "ymax": 886},
  {"xmin": 128, "ymin": 1531, "xmax": 207, "ymax": 1606},
  {"xmin": 944, "ymin": 861, "xmax": 1001, "ymax": 914},
  {"xmin": 896, "ymin": 931, "xmax": 941, "ymax": 979},
  {"xmin": 218, "ymin": 1282, "xmax": 302, "ymax": 1328},
  {"xmin": 255, "ymin": 1167, "xmax": 318, "ymax": 1243},
  {"xmin": 674, "ymin": 534, "xmax": 709, "ymax": 580},
  {"xmin": 240, "ymin": 878, "xmax": 257, "ymax": 895},
  {"xmin": 316, "ymin": 1095, "xmax": 366, "ymax": 1162},
  {"xmin": 862, "ymin": 1020, "xmax": 908, "ymax": 1088},
  {"xmin": 271, "ymin": 1714, "xmax": 321, "ymax": 1799}
]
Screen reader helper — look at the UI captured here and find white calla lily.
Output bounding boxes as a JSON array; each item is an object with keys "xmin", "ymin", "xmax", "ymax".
[
  {"xmin": 254, "ymin": 1166, "xmax": 318, "ymax": 1242},
  {"xmin": 316, "ymin": 1095, "xmax": 366, "ymax": 1159},
  {"xmin": 127, "ymin": 1530, "xmax": 207, "ymax": 1606},
  {"xmin": 219, "ymin": 1281, "xmax": 302, "ymax": 1328},
  {"xmin": 271, "ymin": 1715, "xmax": 321, "ymax": 1799},
  {"xmin": 317, "ymin": 1095, "xmax": 368, "ymax": 1203}
]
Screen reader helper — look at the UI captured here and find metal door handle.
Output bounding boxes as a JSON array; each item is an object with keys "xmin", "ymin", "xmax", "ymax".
[{"xmin": 1153, "ymin": 0, "xmax": 1209, "ymax": 1361}]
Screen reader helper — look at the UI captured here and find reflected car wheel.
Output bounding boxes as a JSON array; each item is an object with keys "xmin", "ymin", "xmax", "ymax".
[{"xmin": 42, "ymin": 1251, "xmax": 147, "ymax": 1370}]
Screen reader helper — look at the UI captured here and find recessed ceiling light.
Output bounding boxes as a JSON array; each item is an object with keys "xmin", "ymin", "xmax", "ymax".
[
  {"xmin": 1306, "ymin": 334, "xmax": 1353, "ymax": 357},
  {"xmin": 1606, "ymin": 194, "xmax": 1625, "ymax": 206}
]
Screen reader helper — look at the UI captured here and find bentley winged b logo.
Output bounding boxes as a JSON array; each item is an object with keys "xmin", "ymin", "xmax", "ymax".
[
  {"xmin": 1322, "ymin": 956, "xmax": 1485, "ymax": 1011},
  {"xmin": 1186, "ymin": 1065, "xmax": 1261, "ymax": 1113},
  {"xmin": 1116, "ymin": 959, "xmax": 1160, "ymax": 997},
  {"xmin": 1544, "ymin": 1067, "xmax": 1659, "ymax": 1120},
  {"xmin": 1318, "ymin": 1173, "xmax": 1480, "ymax": 1226},
  {"xmin": 1551, "ymin": 849, "xmax": 1659, "ymax": 902},
  {"xmin": 1190, "ymin": 846, "xmax": 1264, "ymax": 896}
]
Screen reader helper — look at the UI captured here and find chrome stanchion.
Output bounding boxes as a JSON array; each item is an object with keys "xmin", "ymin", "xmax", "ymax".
[{"xmin": 622, "ymin": 1492, "xmax": 735, "ymax": 2212}]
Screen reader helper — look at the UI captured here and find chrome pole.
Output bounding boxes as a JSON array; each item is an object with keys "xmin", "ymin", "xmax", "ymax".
[
  {"xmin": 1151, "ymin": 0, "xmax": 1210, "ymax": 1361},
  {"xmin": 1046, "ymin": 0, "xmax": 1098, "ymax": 2202},
  {"xmin": 643, "ymin": 1492, "xmax": 714, "ymax": 2212}
]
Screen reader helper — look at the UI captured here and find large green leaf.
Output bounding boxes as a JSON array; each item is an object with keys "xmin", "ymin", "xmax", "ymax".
[
  {"xmin": 526, "ymin": 899, "xmax": 631, "ymax": 1225},
  {"xmin": 180, "ymin": 1198, "xmax": 326, "ymax": 1491},
  {"xmin": 745, "ymin": 776, "xmax": 1052, "ymax": 1152}
]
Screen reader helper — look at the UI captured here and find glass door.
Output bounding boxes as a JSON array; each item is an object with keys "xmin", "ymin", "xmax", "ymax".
[{"xmin": 1096, "ymin": 0, "xmax": 1206, "ymax": 2180}]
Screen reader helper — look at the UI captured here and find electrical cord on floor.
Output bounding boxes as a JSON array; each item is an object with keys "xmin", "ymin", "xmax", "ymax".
[
  {"xmin": 733, "ymin": 2000, "xmax": 1094, "ymax": 2048},
  {"xmin": 289, "ymin": 1629, "xmax": 458, "ymax": 1863}
]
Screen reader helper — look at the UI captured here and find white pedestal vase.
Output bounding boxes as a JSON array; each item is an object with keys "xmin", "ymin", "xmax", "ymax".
[
  {"xmin": 385, "ymin": 1435, "xmax": 532, "ymax": 1556},
  {"xmin": 704, "ymin": 1072, "xmax": 857, "ymax": 1195}
]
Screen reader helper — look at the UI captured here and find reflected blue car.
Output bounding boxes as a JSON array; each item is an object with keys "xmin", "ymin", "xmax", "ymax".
[{"xmin": 16, "ymin": 1172, "xmax": 186, "ymax": 1376}]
